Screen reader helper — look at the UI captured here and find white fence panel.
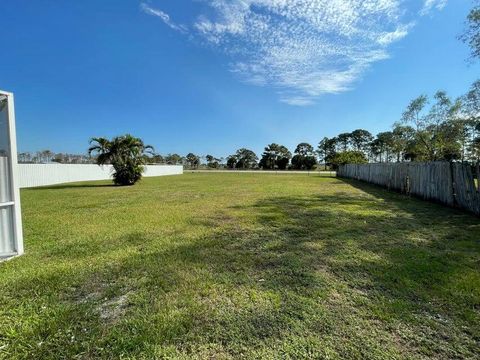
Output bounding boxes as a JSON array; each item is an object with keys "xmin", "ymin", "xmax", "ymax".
[
  {"xmin": 18, "ymin": 164, "xmax": 183, "ymax": 188},
  {"xmin": 143, "ymin": 165, "xmax": 183, "ymax": 177}
]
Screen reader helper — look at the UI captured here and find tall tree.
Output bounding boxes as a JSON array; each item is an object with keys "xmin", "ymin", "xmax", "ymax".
[
  {"xmin": 18, "ymin": 152, "xmax": 32, "ymax": 163},
  {"xmin": 350, "ymin": 129, "xmax": 374, "ymax": 155},
  {"xmin": 401, "ymin": 92, "xmax": 462, "ymax": 161},
  {"xmin": 150, "ymin": 154, "xmax": 165, "ymax": 164},
  {"xmin": 391, "ymin": 125, "xmax": 416, "ymax": 162},
  {"xmin": 460, "ymin": 0, "xmax": 480, "ymax": 60},
  {"xmin": 374, "ymin": 132, "xmax": 395, "ymax": 162},
  {"xmin": 165, "ymin": 154, "xmax": 183, "ymax": 165},
  {"xmin": 317, "ymin": 137, "xmax": 332, "ymax": 170},
  {"xmin": 294, "ymin": 143, "xmax": 315, "ymax": 157},
  {"xmin": 428, "ymin": 91, "xmax": 463, "ymax": 160},
  {"xmin": 463, "ymin": 80, "xmax": 480, "ymax": 188},
  {"xmin": 325, "ymin": 138, "xmax": 339, "ymax": 166},
  {"xmin": 206, "ymin": 154, "xmax": 221, "ymax": 169},
  {"xmin": 291, "ymin": 143, "xmax": 317, "ymax": 170},
  {"xmin": 337, "ymin": 133, "xmax": 351, "ymax": 151},
  {"xmin": 185, "ymin": 153, "xmax": 200, "ymax": 169},
  {"xmin": 42, "ymin": 150, "xmax": 54, "ymax": 163},
  {"xmin": 234, "ymin": 148, "xmax": 258, "ymax": 169},
  {"xmin": 402, "ymin": 95, "xmax": 428, "ymax": 129},
  {"xmin": 259, "ymin": 143, "xmax": 292, "ymax": 170},
  {"xmin": 464, "ymin": 79, "xmax": 480, "ymax": 117},
  {"xmin": 226, "ymin": 155, "xmax": 237, "ymax": 169}
]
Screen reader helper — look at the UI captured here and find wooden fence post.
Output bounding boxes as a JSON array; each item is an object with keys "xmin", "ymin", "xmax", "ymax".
[
  {"xmin": 476, "ymin": 161, "xmax": 480, "ymax": 192},
  {"xmin": 449, "ymin": 162, "xmax": 458, "ymax": 209}
]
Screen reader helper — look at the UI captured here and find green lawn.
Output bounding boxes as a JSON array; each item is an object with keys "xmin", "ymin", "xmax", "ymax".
[{"xmin": 1, "ymin": 173, "xmax": 479, "ymax": 359}]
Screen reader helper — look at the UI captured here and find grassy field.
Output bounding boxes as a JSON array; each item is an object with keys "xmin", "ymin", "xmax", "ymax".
[{"xmin": 0, "ymin": 173, "xmax": 479, "ymax": 359}]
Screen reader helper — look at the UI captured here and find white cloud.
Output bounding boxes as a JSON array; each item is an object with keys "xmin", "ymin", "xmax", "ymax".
[
  {"xmin": 421, "ymin": 0, "xmax": 447, "ymax": 16},
  {"xmin": 377, "ymin": 23, "xmax": 414, "ymax": 46},
  {"xmin": 280, "ymin": 97, "xmax": 315, "ymax": 106},
  {"xmin": 143, "ymin": 1, "xmax": 448, "ymax": 106},
  {"xmin": 140, "ymin": 3, "xmax": 187, "ymax": 33}
]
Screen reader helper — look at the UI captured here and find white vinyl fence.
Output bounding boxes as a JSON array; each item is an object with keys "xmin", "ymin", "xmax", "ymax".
[{"xmin": 18, "ymin": 164, "xmax": 183, "ymax": 188}]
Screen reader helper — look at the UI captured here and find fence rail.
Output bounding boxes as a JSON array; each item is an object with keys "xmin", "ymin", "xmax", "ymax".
[{"xmin": 337, "ymin": 162, "xmax": 480, "ymax": 216}]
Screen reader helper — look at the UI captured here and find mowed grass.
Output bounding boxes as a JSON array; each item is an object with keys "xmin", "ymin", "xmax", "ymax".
[{"xmin": 0, "ymin": 173, "xmax": 479, "ymax": 359}]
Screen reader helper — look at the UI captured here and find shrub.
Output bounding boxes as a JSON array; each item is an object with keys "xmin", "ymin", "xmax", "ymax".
[{"xmin": 88, "ymin": 134, "xmax": 154, "ymax": 186}]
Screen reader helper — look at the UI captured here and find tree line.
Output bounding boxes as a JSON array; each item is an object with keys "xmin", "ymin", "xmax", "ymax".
[
  {"xmin": 319, "ymin": 82, "xmax": 480, "ymax": 167},
  {"xmin": 178, "ymin": 80, "xmax": 480, "ymax": 172},
  {"xmin": 17, "ymin": 151, "xmax": 95, "ymax": 164},
  {"xmin": 17, "ymin": 78, "xmax": 480, "ymax": 173}
]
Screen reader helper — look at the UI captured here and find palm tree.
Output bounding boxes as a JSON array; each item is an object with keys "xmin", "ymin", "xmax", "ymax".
[{"xmin": 88, "ymin": 134, "xmax": 154, "ymax": 186}]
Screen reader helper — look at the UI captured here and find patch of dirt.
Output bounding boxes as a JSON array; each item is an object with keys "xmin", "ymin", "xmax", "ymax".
[{"xmin": 96, "ymin": 292, "xmax": 132, "ymax": 322}]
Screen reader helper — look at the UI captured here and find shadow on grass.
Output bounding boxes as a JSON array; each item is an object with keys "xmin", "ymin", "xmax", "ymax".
[
  {"xmin": 29, "ymin": 183, "xmax": 116, "ymax": 190},
  {"xmin": 339, "ymin": 176, "xmax": 480, "ymax": 218},
  {"xmin": 96, "ymin": 187, "xmax": 479, "ymax": 357}
]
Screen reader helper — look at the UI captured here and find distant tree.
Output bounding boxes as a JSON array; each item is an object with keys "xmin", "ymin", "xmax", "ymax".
[
  {"xmin": 317, "ymin": 137, "xmax": 329, "ymax": 170},
  {"xmin": 391, "ymin": 125, "xmax": 416, "ymax": 162},
  {"xmin": 325, "ymin": 138, "xmax": 338, "ymax": 167},
  {"xmin": 318, "ymin": 137, "xmax": 337, "ymax": 170},
  {"xmin": 337, "ymin": 133, "xmax": 351, "ymax": 151},
  {"xmin": 150, "ymin": 154, "xmax": 165, "ymax": 164},
  {"xmin": 44, "ymin": 150, "xmax": 54, "ymax": 163},
  {"xmin": 371, "ymin": 132, "xmax": 395, "ymax": 162},
  {"xmin": 18, "ymin": 152, "xmax": 32, "ymax": 163},
  {"xmin": 52, "ymin": 153, "xmax": 65, "ymax": 163},
  {"xmin": 350, "ymin": 129, "xmax": 373, "ymax": 154},
  {"xmin": 185, "ymin": 153, "xmax": 200, "ymax": 169},
  {"xmin": 291, "ymin": 142, "xmax": 317, "ymax": 170},
  {"xmin": 453, "ymin": 119, "xmax": 475, "ymax": 161},
  {"xmin": 330, "ymin": 151, "xmax": 368, "ymax": 169},
  {"xmin": 88, "ymin": 134, "xmax": 154, "ymax": 186},
  {"xmin": 34, "ymin": 151, "xmax": 41, "ymax": 163},
  {"xmin": 294, "ymin": 143, "xmax": 315, "ymax": 157},
  {"xmin": 35, "ymin": 149, "xmax": 54, "ymax": 163},
  {"xmin": 165, "ymin": 153, "xmax": 183, "ymax": 165},
  {"xmin": 206, "ymin": 154, "xmax": 221, "ymax": 169},
  {"xmin": 259, "ymin": 143, "xmax": 291, "ymax": 170},
  {"xmin": 235, "ymin": 148, "xmax": 258, "ymax": 169},
  {"xmin": 460, "ymin": 1, "xmax": 480, "ymax": 60},
  {"xmin": 226, "ymin": 155, "xmax": 237, "ymax": 169}
]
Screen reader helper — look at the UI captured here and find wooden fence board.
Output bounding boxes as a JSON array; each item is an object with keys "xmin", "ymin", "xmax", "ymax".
[{"xmin": 337, "ymin": 162, "xmax": 479, "ymax": 216}]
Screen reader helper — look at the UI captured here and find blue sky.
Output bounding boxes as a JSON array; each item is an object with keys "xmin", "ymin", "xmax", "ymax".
[{"xmin": 1, "ymin": 0, "xmax": 479, "ymax": 158}]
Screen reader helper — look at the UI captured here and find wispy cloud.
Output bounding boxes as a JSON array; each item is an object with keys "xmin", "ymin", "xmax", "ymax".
[
  {"xmin": 142, "ymin": 1, "xmax": 447, "ymax": 106},
  {"xmin": 140, "ymin": 3, "xmax": 187, "ymax": 33},
  {"xmin": 421, "ymin": 0, "xmax": 448, "ymax": 16}
]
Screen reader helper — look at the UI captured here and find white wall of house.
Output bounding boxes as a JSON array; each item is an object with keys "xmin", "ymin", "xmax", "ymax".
[{"xmin": 18, "ymin": 164, "xmax": 183, "ymax": 188}]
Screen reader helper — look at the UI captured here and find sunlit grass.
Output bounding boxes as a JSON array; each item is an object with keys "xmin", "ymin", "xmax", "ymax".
[{"xmin": 0, "ymin": 173, "xmax": 478, "ymax": 359}]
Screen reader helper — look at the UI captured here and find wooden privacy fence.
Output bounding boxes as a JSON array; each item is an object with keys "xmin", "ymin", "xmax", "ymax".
[{"xmin": 337, "ymin": 162, "xmax": 480, "ymax": 216}]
